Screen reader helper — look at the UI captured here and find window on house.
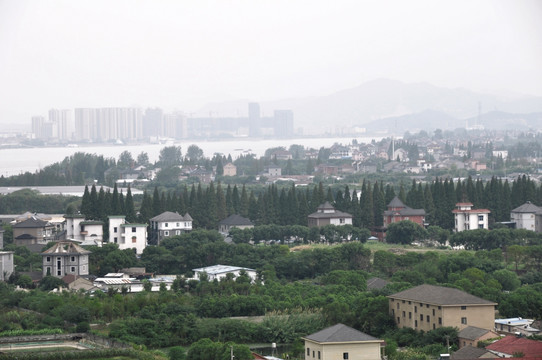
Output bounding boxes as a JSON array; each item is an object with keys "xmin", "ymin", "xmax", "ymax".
[
  {"xmin": 415, "ymin": 320, "xmax": 418, "ymax": 327},
  {"xmin": 114, "ymin": 227, "xmax": 117, "ymax": 233},
  {"xmin": 57, "ymin": 269, "xmax": 62, "ymax": 276},
  {"xmin": 402, "ymin": 300, "xmax": 405, "ymax": 303},
  {"xmin": 397, "ymin": 317, "xmax": 400, "ymax": 324},
  {"xmin": 391, "ymin": 309, "xmax": 395, "ymax": 316},
  {"xmin": 165, "ymin": 223, "xmax": 168, "ymax": 227},
  {"xmin": 397, "ymin": 303, "xmax": 399, "ymax": 309},
  {"xmin": 71, "ymin": 266, "xmax": 75, "ymax": 272},
  {"xmin": 307, "ymin": 348, "xmax": 310, "ymax": 356},
  {"xmin": 46, "ymin": 256, "xmax": 51, "ymax": 262},
  {"xmin": 343, "ymin": 353, "xmax": 349, "ymax": 360},
  {"xmin": 114, "ymin": 237, "xmax": 118, "ymax": 243},
  {"xmin": 478, "ymin": 215, "xmax": 484, "ymax": 221},
  {"xmin": 409, "ymin": 312, "xmax": 412, "ymax": 319},
  {"xmin": 420, "ymin": 314, "xmax": 423, "ymax": 321},
  {"xmin": 408, "ymin": 301, "xmax": 411, "ymax": 304},
  {"xmin": 461, "ymin": 317, "xmax": 467, "ymax": 324},
  {"xmin": 313, "ymin": 351, "xmax": 315, "ymax": 358},
  {"xmin": 132, "ymin": 227, "xmax": 136, "ymax": 232},
  {"xmin": 438, "ymin": 306, "xmax": 441, "ymax": 310},
  {"xmin": 427, "ymin": 315, "xmax": 430, "ymax": 322},
  {"xmin": 402, "ymin": 311, "xmax": 405, "ymax": 317},
  {"xmin": 164, "ymin": 231, "xmax": 169, "ymax": 236},
  {"xmin": 433, "ymin": 309, "xmax": 435, "ymax": 316},
  {"xmin": 132, "ymin": 236, "xmax": 137, "ymax": 243},
  {"xmin": 461, "ymin": 306, "xmax": 467, "ymax": 310},
  {"xmin": 426, "ymin": 304, "xmax": 429, "ymax": 308},
  {"xmin": 318, "ymin": 351, "xmax": 321, "ymax": 359},
  {"xmin": 415, "ymin": 306, "xmax": 417, "ymax": 313},
  {"xmin": 71, "ymin": 256, "xmax": 75, "ymax": 262},
  {"xmin": 439, "ymin": 317, "xmax": 442, "ymax": 324},
  {"xmin": 433, "ymin": 324, "xmax": 436, "ymax": 330},
  {"xmin": 176, "ymin": 230, "xmax": 180, "ymax": 235}
]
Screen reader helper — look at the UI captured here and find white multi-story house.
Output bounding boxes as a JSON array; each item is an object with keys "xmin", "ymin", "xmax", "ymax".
[
  {"xmin": 64, "ymin": 214, "xmax": 103, "ymax": 245},
  {"xmin": 109, "ymin": 216, "xmax": 148, "ymax": 255},
  {"xmin": 510, "ymin": 201, "xmax": 542, "ymax": 233},
  {"xmin": 149, "ymin": 211, "xmax": 192, "ymax": 245},
  {"xmin": 308, "ymin": 202, "xmax": 353, "ymax": 227},
  {"xmin": 453, "ymin": 202, "xmax": 490, "ymax": 232},
  {"xmin": 41, "ymin": 242, "xmax": 90, "ymax": 278},
  {"xmin": 0, "ymin": 251, "xmax": 14, "ymax": 281}
]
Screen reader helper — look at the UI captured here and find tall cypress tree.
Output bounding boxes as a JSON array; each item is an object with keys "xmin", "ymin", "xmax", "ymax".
[
  {"xmin": 125, "ymin": 185, "xmax": 136, "ymax": 223},
  {"xmin": 373, "ymin": 181, "xmax": 385, "ymax": 227},
  {"xmin": 89, "ymin": 184, "xmax": 99, "ymax": 220},
  {"xmin": 232, "ymin": 185, "xmax": 240, "ymax": 214},
  {"xmin": 216, "ymin": 182, "xmax": 227, "ymax": 222},
  {"xmin": 139, "ymin": 190, "xmax": 153, "ymax": 223},
  {"xmin": 111, "ymin": 184, "xmax": 121, "ymax": 215},
  {"xmin": 239, "ymin": 185, "xmax": 249, "ymax": 217},
  {"xmin": 152, "ymin": 187, "xmax": 161, "ymax": 216},
  {"xmin": 81, "ymin": 185, "xmax": 91, "ymax": 216}
]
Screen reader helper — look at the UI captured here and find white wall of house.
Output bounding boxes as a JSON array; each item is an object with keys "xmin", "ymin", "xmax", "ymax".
[
  {"xmin": 43, "ymin": 254, "xmax": 89, "ymax": 278},
  {"xmin": 511, "ymin": 212, "xmax": 537, "ymax": 231},
  {"xmin": 454, "ymin": 212, "xmax": 489, "ymax": 232},
  {"xmin": 329, "ymin": 217, "xmax": 353, "ymax": 226},
  {"xmin": 0, "ymin": 251, "xmax": 14, "ymax": 281}
]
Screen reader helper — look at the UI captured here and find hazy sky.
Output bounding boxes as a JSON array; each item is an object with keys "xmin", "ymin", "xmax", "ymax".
[{"xmin": 1, "ymin": 0, "xmax": 541, "ymax": 124}]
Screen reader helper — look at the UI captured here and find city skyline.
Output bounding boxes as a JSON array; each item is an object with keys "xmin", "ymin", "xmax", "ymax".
[{"xmin": 1, "ymin": 0, "xmax": 541, "ymax": 126}]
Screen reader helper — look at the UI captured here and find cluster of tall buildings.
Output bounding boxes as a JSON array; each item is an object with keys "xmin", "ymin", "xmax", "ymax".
[{"xmin": 30, "ymin": 103, "xmax": 294, "ymax": 142}]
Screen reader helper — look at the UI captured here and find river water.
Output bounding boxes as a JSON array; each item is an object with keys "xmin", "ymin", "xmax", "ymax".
[{"xmin": 0, "ymin": 136, "xmax": 383, "ymax": 177}]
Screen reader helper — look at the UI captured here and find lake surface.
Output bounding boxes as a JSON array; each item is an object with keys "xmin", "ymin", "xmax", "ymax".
[{"xmin": 0, "ymin": 136, "xmax": 383, "ymax": 177}]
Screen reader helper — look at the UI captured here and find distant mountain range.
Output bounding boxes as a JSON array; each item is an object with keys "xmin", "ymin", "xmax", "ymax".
[{"xmin": 197, "ymin": 78, "xmax": 542, "ymax": 133}]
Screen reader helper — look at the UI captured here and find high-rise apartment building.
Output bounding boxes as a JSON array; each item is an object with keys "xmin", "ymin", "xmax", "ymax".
[
  {"xmin": 273, "ymin": 110, "xmax": 294, "ymax": 137},
  {"xmin": 248, "ymin": 102, "xmax": 261, "ymax": 137},
  {"xmin": 31, "ymin": 116, "xmax": 45, "ymax": 139},
  {"xmin": 74, "ymin": 107, "xmax": 142, "ymax": 142},
  {"xmin": 49, "ymin": 109, "xmax": 72, "ymax": 140}
]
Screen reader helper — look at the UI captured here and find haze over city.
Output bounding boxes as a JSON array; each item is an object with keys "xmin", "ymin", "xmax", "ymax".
[{"xmin": 1, "ymin": 0, "xmax": 542, "ymax": 129}]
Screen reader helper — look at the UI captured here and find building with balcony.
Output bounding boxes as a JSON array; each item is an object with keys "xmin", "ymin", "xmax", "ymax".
[
  {"xmin": 453, "ymin": 203, "xmax": 490, "ymax": 232},
  {"xmin": 149, "ymin": 211, "xmax": 192, "ymax": 245},
  {"xmin": 109, "ymin": 216, "xmax": 148, "ymax": 255}
]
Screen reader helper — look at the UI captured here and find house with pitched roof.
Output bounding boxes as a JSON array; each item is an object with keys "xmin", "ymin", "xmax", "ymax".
[
  {"xmin": 308, "ymin": 202, "xmax": 353, "ymax": 228},
  {"xmin": 453, "ymin": 203, "xmax": 490, "ymax": 232},
  {"xmin": 218, "ymin": 214, "xmax": 254, "ymax": 234},
  {"xmin": 388, "ymin": 284, "xmax": 497, "ymax": 332},
  {"xmin": 149, "ymin": 211, "xmax": 192, "ymax": 245},
  {"xmin": 302, "ymin": 323, "xmax": 383, "ymax": 360},
  {"xmin": 41, "ymin": 242, "xmax": 90, "ymax": 278},
  {"xmin": 486, "ymin": 335, "xmax": 542, "ymax": 358},
  {"xmin": 457, "ymin": 326, "xmax": 499, "ymax": 349},
  {"xmin": 13, "ymin": 216, "xmax": 56, "ymax": 249},
  {"xmin": 64, "ymin": 214, "xmax": 104, "ymax": 246},
  {"xmin": 450, "ymin": 345, "xmax": 494, "ymax": 360},
  {"xmin": 383, "ymin": 196, "xmax": 426, "ymax": 228},
  {"xmin": 510, "ymin": 201, "xmax": 542, "ymax": 233}
]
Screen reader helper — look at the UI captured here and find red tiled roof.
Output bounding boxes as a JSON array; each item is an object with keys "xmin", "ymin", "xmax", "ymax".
[{"xmin": 486, "ymin": 336, "xmax": 542, "ymax": 358}]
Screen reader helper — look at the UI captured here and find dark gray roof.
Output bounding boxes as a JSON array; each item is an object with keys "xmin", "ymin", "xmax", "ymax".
[
  {"xmin": 388, "ymin": 284, "xmax": 497, "ymax": 306},
  {"xmin": 318, "ymin": 201, "xmax": 335, "ymax": 210},
  {"xmin": 367, "ymin": 277, "xmax": 389, "ymax": 290},
  {"xmin": 13, "ymin": 217, "xmax": 49, "ymax": 228},
  {"xmin": 511, "ymin": 201, "xmax": 542, "ymax": 214},
  {"xmin": 385, "ymin": 196, "xmax": 425, "ymax": 216},
  {"xmin": 458, "ymin": 326, "xmax": 492, "ymax": 340},
  {"xmin": 388, "ymin": 196, "xmax": 406, "ymax": 208},
  {"xmin": 451, "ymin": 345, "xmax": 492, "ymax": 360},
  {"xmin": 219, "ymin": 214, "xmax": 253, "ymax": 226},
  {"xmin": 303, "ymin": 324, "xmax": 379, "ymax": 343},
  {"xmin": 150, "ymin": 211, "xmax": 191, "ymax": 222},
  {"xmin": 383, "ymin": 208, "xmax": 426, "ymax": 216},
  {"xmin": 308, "ymin": 210, "xmax": 353, "ymax": 219}
]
